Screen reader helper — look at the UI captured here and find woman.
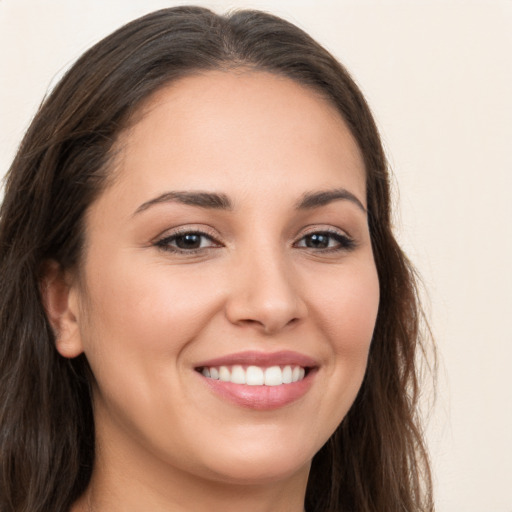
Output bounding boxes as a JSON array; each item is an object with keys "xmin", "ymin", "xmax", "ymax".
[{"xmin": 0, "ymin": 6, "xmax": 434, "ymax": 512}]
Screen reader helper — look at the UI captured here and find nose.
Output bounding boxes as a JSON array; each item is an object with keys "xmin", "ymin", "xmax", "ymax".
[{"xmin": 224, "ymin": 248, "xmax": 307, "ymax": 335}]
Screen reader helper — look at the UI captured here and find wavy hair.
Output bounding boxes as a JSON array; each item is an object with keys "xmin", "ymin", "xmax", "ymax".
[{"xmin": 0, "ymin": 6, "xmax": 434, "ymax": 511}]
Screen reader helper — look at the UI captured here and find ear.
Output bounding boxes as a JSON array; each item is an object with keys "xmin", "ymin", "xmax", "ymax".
[{"xmin": 40, "ymin": 260, "xmax": 84, "ymax": 358}]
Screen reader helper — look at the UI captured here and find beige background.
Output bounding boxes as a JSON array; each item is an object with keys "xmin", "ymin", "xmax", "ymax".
[{"xmin": 1, "ymin": 0, "xmax": 511, "ymax": 510}]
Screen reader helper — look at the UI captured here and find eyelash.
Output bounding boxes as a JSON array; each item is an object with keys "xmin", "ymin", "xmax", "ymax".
[
  {"xmin": 154, "ymin": 228, "xmax": 356, "ymax": 255},
  {"xmin": 294, "ymin": 229, "xmax": 356, "ymax": 252},
  {"xmin": 154, "ymin": 228, "xmax": 220, "ymax": 254}
]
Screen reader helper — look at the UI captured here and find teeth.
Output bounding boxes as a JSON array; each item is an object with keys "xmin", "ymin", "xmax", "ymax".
[
  {"xmin": 200, "ymin": 364, "xmax": 307, "ymax": 386},
  {"xmin": 293, "ymin": 366, "xmax": 305, "ymax": 382},
  {"xmin": 282, "ymin": 365, "xmax": 293, "ymax": 384},
  {"xmin": 264, "ymin": 366, "xmax": 282, "ymax": 386},
  {"xmin": 219, "ymin": 366, "xmax": 230, "ymax": 382},
  {"xmin": 246, "ymin": 366, "xmax": 264, "ymax": 385},
  {"xmin": 231, "ymin": 365, "xmax": 246, "ymax": 384}
]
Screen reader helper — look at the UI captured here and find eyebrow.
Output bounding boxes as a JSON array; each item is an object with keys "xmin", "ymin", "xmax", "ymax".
[
  {"xmin": 133, "ymin": 187, "xmax": 366, "ymax": 216},
  {"xmin": 133, "ymin": 191, "xmax": 233, "ymax": 215},
  {"xmin": 296, "ymin": 188, "xmax": 366, "ymax": 213}
]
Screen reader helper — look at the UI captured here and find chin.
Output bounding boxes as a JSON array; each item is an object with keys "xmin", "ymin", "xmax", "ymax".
[
  {"xmin": 205, "ymin": 455, "xmax": 311, "ymax": 486},
  {"xmin": 190, "ymin": 433, "xmax": 317, "ymax": 485}
]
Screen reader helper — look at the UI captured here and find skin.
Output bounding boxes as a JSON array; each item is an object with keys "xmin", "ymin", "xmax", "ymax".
[{"xmin": 45, "ymin": 70, "xmax": 380, "ymax": 512}]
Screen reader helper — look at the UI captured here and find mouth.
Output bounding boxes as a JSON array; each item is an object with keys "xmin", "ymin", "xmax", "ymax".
[
  {"xmin": 194, "ymin": 351, "xmax": 317, "ymax": 410},
  {"xmin": 197, "ymin": 364, "xmax": 308, "ymax": 386}
]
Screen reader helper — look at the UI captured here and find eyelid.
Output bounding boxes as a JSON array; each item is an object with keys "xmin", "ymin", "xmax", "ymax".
[
  {"xmin": 152, "ymin": 223, "xmax": 356, "ymax": 255},
  {"xmin": 153, "ymin": 224, "xmax": 219, "ymax": 241},
  {"xmin": 298, "ymin": 224, "xmax": 349, "ymax": 236},
  {"xmin": 294, "ymin": 224, "xmax": 353, "ymax": 242},
  {"xmin": 153, "ymin": 225, "xmax": 223, "ymax": 253},
  {"xmin": 292, "ymin": 225, "xmax": 357, "ymax": 251}
]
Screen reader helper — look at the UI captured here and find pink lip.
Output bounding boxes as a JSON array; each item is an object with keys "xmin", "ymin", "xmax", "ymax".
[
  {"xmin": 195, "ymin": 350, "xmax": 318, "ymax": 369},
  {"xmin": 194, "ymin": 350, "xmax": 318, "ymax": 411}
]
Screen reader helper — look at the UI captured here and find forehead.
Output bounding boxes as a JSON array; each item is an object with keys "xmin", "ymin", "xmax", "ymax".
[{"xmin": 109, "ymin": 70, "xmax": 366, "ymax": 208}]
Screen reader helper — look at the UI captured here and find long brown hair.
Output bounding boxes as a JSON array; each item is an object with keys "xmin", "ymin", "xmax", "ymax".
[{"xmin": 0, "ymin": 6, "xmax": 434, "ymax": 511}]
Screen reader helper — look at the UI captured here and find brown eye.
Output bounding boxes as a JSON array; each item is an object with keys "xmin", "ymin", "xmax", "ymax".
[
  {"xmin": 295, "ymin": 231, "xmax": 356, "ymax": 251},
  {"xmin": 304, "ymin": 233, "xmax": 330, "ymax": 249},
  {"xmin": 155, "ymin": 231, "xmax": 220, "ymax": 253},
  {"xmin": 174, "ymin": 233, "xmax": 203, "ymax": 249}
]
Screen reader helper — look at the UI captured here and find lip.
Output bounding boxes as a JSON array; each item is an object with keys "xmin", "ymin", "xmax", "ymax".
[
  {"xmin": 195, "ymin": 350, "xmax": 318, "ymax": 411},
  {"xmin": 195, "ymin": 350, "xmax": 318, "ymax": 369}
]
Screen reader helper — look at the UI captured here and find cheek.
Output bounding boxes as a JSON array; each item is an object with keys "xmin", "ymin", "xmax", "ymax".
[
  {"xmin": 316, "ymin": 262, "xmax": 379, "ymax": 348},
  {"xmin": 288, "ymin": 259, "xmax": 379, "ymax": 448},
  {"xmin": 310, "ymin": 259, "xmax": 380, "ymax": 408},
  {"xmin": 84, "ymin": 257, "xmax": 219, "ymax": 341},
  {"xmin": 75, "ymin": 256, "xmax": 226, "ymax": 431},
  {"xmin": 75, "ymin": 254, "xmax": 230, "ymax": 390}
]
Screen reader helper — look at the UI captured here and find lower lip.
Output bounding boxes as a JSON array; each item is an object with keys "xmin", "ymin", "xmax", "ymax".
[{"xmin": 199, "ymin": 370, "xmax": 316, "ymax": 410}]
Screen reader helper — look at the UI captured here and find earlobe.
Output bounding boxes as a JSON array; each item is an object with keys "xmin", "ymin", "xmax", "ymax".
[{"xmin": 40, "ymin": 260, "xmax": 84, "ymax": 359}]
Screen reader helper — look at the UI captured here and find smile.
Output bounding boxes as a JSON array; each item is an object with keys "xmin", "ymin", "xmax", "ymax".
[
  {"xmin": 199, "ymin": 365, "xmax": 307, "ymax": 386},
  {"xmin": 194, "ymin": 351, "xmax": 317, "ymax": 410}
]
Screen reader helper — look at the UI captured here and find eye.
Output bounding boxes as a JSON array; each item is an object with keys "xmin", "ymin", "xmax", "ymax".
[
  {"xmin": 294, "ymin": 230, "xmax": 356, "ymax": 251},
  {"xmin": 155, "ymin": 230, "xmax": 221, "ymax": 253}
]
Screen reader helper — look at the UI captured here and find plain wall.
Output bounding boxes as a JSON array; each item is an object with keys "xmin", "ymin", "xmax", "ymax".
[{"xmin": 1, "ymin": 1, "xmax": 511, "ymax": 510}]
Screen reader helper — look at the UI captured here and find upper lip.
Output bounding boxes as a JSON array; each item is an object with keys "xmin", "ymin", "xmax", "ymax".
[{"xmin": 195, "ymin": 350, "xmax": 318, "ymax": 369}]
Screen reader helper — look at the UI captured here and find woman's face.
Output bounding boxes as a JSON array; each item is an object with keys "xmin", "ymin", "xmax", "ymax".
[{"xmin": 64, "ymin": 70, "xmax": 379, "ymax": 487}]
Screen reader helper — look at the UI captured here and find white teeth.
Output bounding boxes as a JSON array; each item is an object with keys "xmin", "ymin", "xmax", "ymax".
[
  {"xmin": 201, "ymin": 364, "xmax": 307, "ymax": 386},
  {"xmin": 219, "ymin": 366, "xmax": 230, "ymax": 382},
  {"xmin": 231, "ymin": 365, "xmax": 246, "ymax": 384},
  {"xmin": 264, "ymin": 366, "xmax": 283, "ymax": 386},
  {"xmin": 246, "ymin": 366, "xmax": 264, "ymax": 385}
]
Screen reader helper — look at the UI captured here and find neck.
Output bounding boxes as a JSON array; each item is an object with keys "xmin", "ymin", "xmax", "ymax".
[
  {"xmin": 75, "ymin": 471, "xmax": 309, "ymax": 512},
  {"xmin": 72, "ymin": 440, "xmax": 310, "ymax": 512}
]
